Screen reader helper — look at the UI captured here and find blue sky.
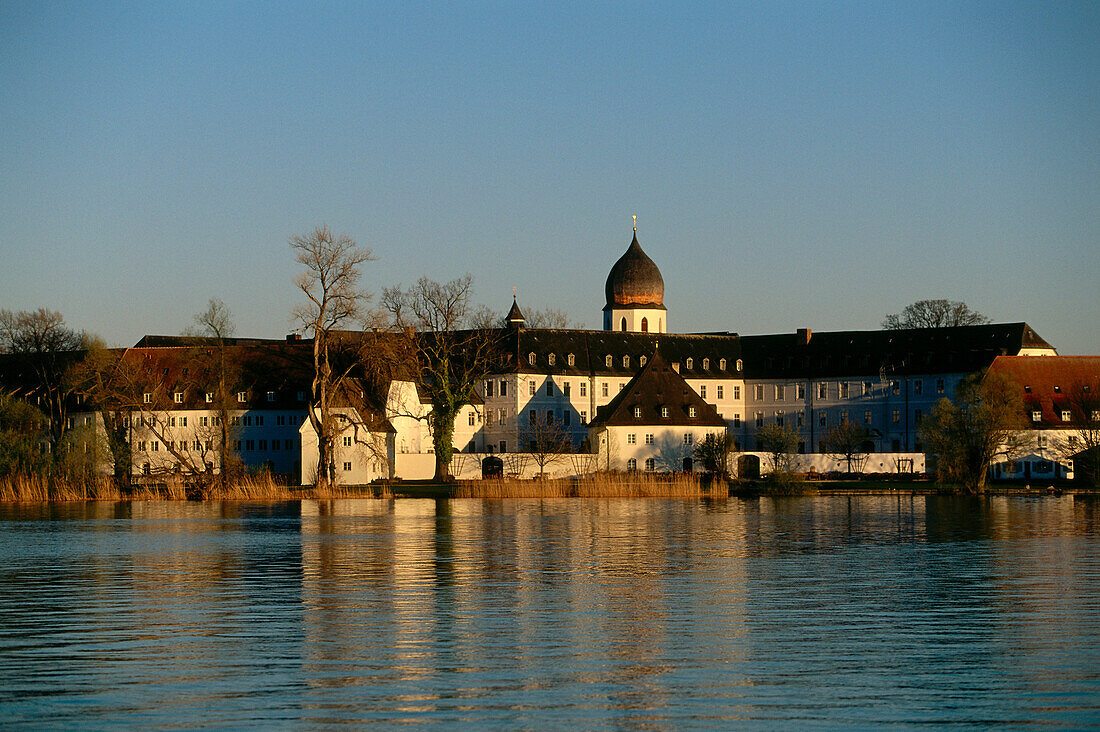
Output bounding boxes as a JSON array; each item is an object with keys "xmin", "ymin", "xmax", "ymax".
[{"xmin": 1, "ymin": 1, "xmax": 1097, "ymax": 353}]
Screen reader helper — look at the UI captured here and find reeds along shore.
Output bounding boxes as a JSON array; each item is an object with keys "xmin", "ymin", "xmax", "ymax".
[
  {"xmin": 0, "ymin": 474, "xmax": 392, "ymax": 502},
  {"xmin": 452, "ymin": 473, "xmax": 722, "ymax": 499}
]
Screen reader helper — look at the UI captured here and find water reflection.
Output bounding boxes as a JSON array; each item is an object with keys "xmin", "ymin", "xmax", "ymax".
[{"xmin": 0, "ymin": 496, "xmax": 1097, "ymax": 726}]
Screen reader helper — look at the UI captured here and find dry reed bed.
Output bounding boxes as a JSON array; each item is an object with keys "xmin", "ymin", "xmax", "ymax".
[
  {"xmin": 0, "ymin": 474, "xmax": 392, "ymax": 502},
  {"xmin": 453, "ymin": 473, "xmax": 721, "ymax": 498}
]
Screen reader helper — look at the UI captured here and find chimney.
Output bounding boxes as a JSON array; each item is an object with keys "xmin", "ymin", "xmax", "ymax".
[{"xmin": 796, "ymin": 328, "xmax": 812, "ymax": 345}]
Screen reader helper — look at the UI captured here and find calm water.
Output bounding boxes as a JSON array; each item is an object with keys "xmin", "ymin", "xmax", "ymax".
[{"xmin": 0, "ymin": 496, "xmax": 1098, "ymax": 729}]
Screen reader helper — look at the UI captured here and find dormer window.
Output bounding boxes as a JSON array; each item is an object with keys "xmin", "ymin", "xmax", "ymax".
[
  {"xmin": 633, "ymin": 406, "xmax": 641, "ymax": 418},
  {"xmin": 237, "ymin": 391, "xmax": 247, "ymax": 403},
  {"xmin": 639, "ymin": 356, "xmax": 647, "ymax": 367},
  {"xmin": 173, "ymin": 392, "xmax": 183, "ymax": 404},
  {"xmin": 605, "ymin": 355, "xmax": 613, "ymax": 368},
  {"xmin": 1024, "ymin": 385, "xmax": 1032, "ymax": 393},
  {"xmin": 1054, "ymin": 385, "xmax": 1062, "ymax": 393},
  {"xmin": 719, "ymin": 358, "xmax": 726, "ymax": 371},
  {"xmin": 528, "ymin": 352, "xmax": 536, "ymax": 366},
  {"xmin": 661, "ymin": 406, "xmax": 670, "ymax": 418},
  {"xmin": 548, "ymin": 353, "xmax": 556, "ymax": 366},
  {"xmin": 267, "ymin": 391, "xmax": 276, "ymax": 402},
  {"xmin": 702, "ymin": 358, "xmax": 710, "ymax": 370},
  {"xmin": 1061, "ymin": 410, "xmax": 1071, "ymax": 421},
  {"xmin": 689, "ymin": 406, "xmax": 696, "ymax": 417},
  {"xmin": 567, "ymin": 353, "xmax": 575, "ymax": 366},
  {"xmin": 736, "ymin": 359, "xmax": 743, "ymax": 372},
  {"xmin": 685, "ymin": 358, "xmax": 693, "ymax": 370},
  {"xmin": 1032, "ymin": 411, "xmax": 1042, "ymax": 422},
  {"xmin": 143, "ymin": 393, "xmax": 152, "ymax": 404},
  {"xmin": 623, "ymin": 355, "xmax": 630, "ymax": 368}
]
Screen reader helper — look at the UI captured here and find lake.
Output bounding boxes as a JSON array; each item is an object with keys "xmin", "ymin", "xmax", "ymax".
[{"xmin": 0, "ymin": 495, "xmax": 1098, "ymax": 728}]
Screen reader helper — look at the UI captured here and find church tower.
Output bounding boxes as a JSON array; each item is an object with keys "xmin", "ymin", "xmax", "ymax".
[{"xmin": 602, "ymin": 223, "xmax": 667, "ymax": 333}]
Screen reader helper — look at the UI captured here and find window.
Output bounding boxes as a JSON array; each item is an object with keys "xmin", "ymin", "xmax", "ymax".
[
  {"xmin": 601, "ymin": 382, "xmax": 609, "ymax": 398},
  {"xmin": 796, "ymin": 384, "xmax": 805, "ymax": 399},
  {"xmin": 143, "ymin": 393, "xmax": 152, "ymax": 404},
  {"xmin": 606, "ymin": 355, "xmax": 613, "ymax": 368},
  {"xmin": 689, "ymin": 406, "xmax": 696, "ymax": 417},
  {"xmin": 732, "ymin": 414, "xmax": 741, "ymax": 427},
  {"xmin": 485, "ymin": 381, "xmax": 494, "ymax": 398},
  {"xmin": 633, "ymin": 406, "xmax": 642, "ymax": 418},
  {"xmin": 840, "ymin": 410, "xmax": 848, "ymax": 422},
  {"xmin": 619, "ymin": 382, "xmax": 624, "ymax": 392},
  {"xmin": 579, "ymin": 382, "xmax": 587, "ymax": 397},
  {"xmin": 563, "ymin": 382, "xmax": 571, "ymax": 397},
  {"xmin": 1061, "ymin": 410, "xmax": 1072, "ymax": 422},
  {"xmin": 237, "ymin": 391, "xmax": 247, "ymax": 403},
  {"xmin": 661, "ymin": 406, "xmax": 669, "ymax": 418},
  {"xmin": 343, "ymin": 462, "xmax": 352, "ymax": 472},
  {"xmin": 733, "ymin": 385, "xmax": 740, "ymax": 400},
  {"xmin": 775, "ymin": 385, "xmax": 785, "ymax": 400},
  {"xmin": 645, "ymin": 434, "xmax": 654, "ymax": 445},
  {"xmin": 567, "ymin": 354, "xmax": 575, "ymax": 366},
  {"xmin": 628, "ymin": 433, "xmax": 637, "ymax": 444},
  {"xmin": 497, "ymin": 408, "xmax": 505, "ymax": 425},
  {"xmin": 546, "ymin": 411, "xmax": 554, "ymax": 424},
  {"xmin": 891, "ymin": 380, "xmax": 900, "ymax": 396},
  {"xmin": 915, "ymin": 409, "xmax": 922, "ymax": 424},
  {"xmin": 914, "ymin": 380, "xmax": 923, "ymax": 395},
  {"xmin": 267, "ymin": 391, "xmax": 276, "ymax": 402},
  {"xmin": 151, "ymin": 441, "xmax": 159, "ymax": 452},
  {"xmin": 684, "ymin": 433, "xmax": 693, "ymax": 445},
  {"xmin": 272, "ymin": 440, "xmax": 280, "ymax": 451},
  {"xmin": 276, "ymin": 415, "xmax": 284, "ymax": 426},
  {"xmin": 755, "ymin": 411, "xmax": 764, "ymax": 427},
  {"xmin": 736, "ymin": 359, "xmax": 743, "ymax": 372},
  {"xmin": 168, "ymin": 416, "xmax": 176, "ymax": 427},
  {"xmin": 548, "ymin": 353, "xmax": 556, "ymax": 366},
  {"xmin": 621, "ymin": 317, "xmax": 627, "ymax": 332},
  {"xmin": 892, "ymin": 409, "xmax": 901, "ymax": 425},
  {"xmin": 862, "ymin": 381, "xmax": 873, "ymax": 396},
  {"xmin": 936, "ymin": 379, "xmax": 945, "ymax": 394},
  {"xmin": 864, "ymin": 410, "xmax": 872, "ymax": 425},
  {"xmin": 203, "ymin": 392, "xmax": 213, "ymax": 404},
  {"xmin": 138, "ymin": 441, "xmax": 146, "ymax": 451},
  {"xmin": 776, "ymin": 411, "xmax": 784, "ymax": 426},
  {"xmin": 258, "ymin": 439, "xmax": 267, "ymax": 450},
  {"xmin": 639, "ymin": 356, "xmax": 647, "ymax": 367},
  {"xmin": 1069, "ymin": 435, "xmax": 1079, "ymax": 447},
  {"xmin": 644, "ymin": 458, "xmax": 655, "ymax": 471},
  {"xmin": 500, "ymin": 380, "xmax": 507, "ymax": 396},
  {"xmin": 699, "ymin": 385, "xmax": 707, "ymax": 399},
  {"xmin": 181, "ymin": 416, "xmax": 188, "ymax": 427},
  {"xmin": 819, "ymin": 413, "xmax": 827, "ymax": 427},
  {"xmin": 1032, "ymin": 411, "xmax": 1042, "ymax": 422},
  {"xmin": 627, "ymin": 458, "xmax": 637, "ymax": 471},
  {"xmin": 717, "ymin": 385, "xmax": 724, "ymax": 400},
  {"xmin": 297, "ymin": 391, "xmax": 306, "ymax": 402},
  {"xmin": 499, "ymin": 441, "xmax": 507, "ymax": 453},
  {"xmin": 529, "ymin": 381, "xmax": 536, "ymax": 396},
  {"xmin": 797, "ymin": 412, "xmax": 805, "ymax": 427},
  {"xmin": 546, "ymin": 380, "xmax": 554, "ymax": 396},
  {"xmin": 703, "ymin": 358, "xmax": 710, "ymax": 370},
  {"xmin": 243, "ymin": 416, "xmax": 252, "ymax": 426},
  {"xmin": 1093, "ymin": 410, "xmax": 1100, "ymax": 421},
  {"xmin": 529, "ymin": 410, "xmax": 536, "ymax": 425},
  {"xmin": 685, "ymin": 358, "xmax": 694, "ymax": 370},
  {"xmin": 623, "ymin": 355, "xmax": 630, "ymax": 369},
  {"xmin": 753, "ymin": 384, "xmax": 764, "ymax": 400},
  {"xmin": 1054, "ymin": 385, "xmax": 1062, "ymax": 394},
  {"xmin": 171, "ymin": 392, "xmax": 182, "ymax": 403},
  {"xmin": 245, "ymin": 439, "xmax": 255, "ymax": 450},
  {"xmin": 580, "ymin": 410, "xmax": 587, "ymax": 423},
  {"xmin": 256, "ymin": 415, "xmax": 263, "ymax": 426},
  {"xmin": 563, "ymin": 411, "xmax": 571, "ymax": 426},
  {"xmin": 640, "ymin": 317, "xmax": 648, "ymax": 332},
  {"xmin": 840, "ymin": 383, "xmax": 849, "ymax": 399},
  {"xmin": 528, "ymin": 352, "xmax": 536, "ymax": 366},
  {"xmin": 818, "ymin": 383, "xmax": 827, "ymax": 399},
  {"xmin": 469, "ymin": 412, "xmax": 476, "ymax": 426},
  {"xmin": 285, "ymin": 440, "xmax": 293, "ymax": 450},
  {"xmin": 720, "ymin": 358, "xmax": 727, "ymax": 370}
]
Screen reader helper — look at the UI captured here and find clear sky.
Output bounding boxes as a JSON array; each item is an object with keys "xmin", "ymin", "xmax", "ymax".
[{"xmin": 1, "ymin": 1, "xmax": 1097, "ymax": 353}]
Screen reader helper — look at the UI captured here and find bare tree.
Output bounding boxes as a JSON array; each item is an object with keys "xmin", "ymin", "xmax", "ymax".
[
  {"xmin": 693, "ymin": 432, "xmax": 734, "ymax": 475},
  {"xmin": 1053, "ymin": 379, "xmax": 1100, "ymax": 487},
  {"xmin": 519, "ymin": 411, "xmax": 574, "ymax": 477},
  {"xmin": 525, "ymin": 307, "xmax": 584, "ymax": 329},
  {"xmin": 0, "ymin": 308, "xmax": 85, "ymax": 460},
  {"xmin": 291, "ymin": 226, "xmax": 374, "ymax": 488},
  {"xmin": 184, "ymin": 298, "xmax": 242, "ymax": 486},
  {"xmin": 756, "ymin": 423, "xmax": 798, "ymax": 474},
  {"xmin": 882, "ymin": 300, "xmax": 991, "ymax": 329},
  {"xmin": 919, "ymin": 370, "xmax": 1028, "ymax": 493},
  {"xmin": 382, "ymin": 275, "xmax": 500, "ymax": 481},
  {"xmin": 824, "ymin": 420, "xmax": 870, "ymax": 474}
]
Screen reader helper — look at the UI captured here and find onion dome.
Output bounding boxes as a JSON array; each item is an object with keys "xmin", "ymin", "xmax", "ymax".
[{"xmin": 604, "ymin": 231, "xmax": 664, "ymax": 309}]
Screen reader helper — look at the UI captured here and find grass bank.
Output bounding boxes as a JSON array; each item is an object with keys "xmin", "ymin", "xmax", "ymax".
[{"xmin": 451, "ymin": 473, "xmax": 724, "ymax": 499}]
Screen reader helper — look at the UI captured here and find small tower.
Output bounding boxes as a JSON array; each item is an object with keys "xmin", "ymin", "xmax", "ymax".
[
  {"xmin": 603, "ymin": 221, "xmax": 667, "ymax": 333},
  {"xmin": 505, "ymin": 295, "xmax": 526, "ymax": 328}
]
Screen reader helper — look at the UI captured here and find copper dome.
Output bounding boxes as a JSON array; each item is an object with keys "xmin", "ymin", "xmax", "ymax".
[{"xmin": 604, "ymin": 232, "xmax": 664, "ymax": 309}]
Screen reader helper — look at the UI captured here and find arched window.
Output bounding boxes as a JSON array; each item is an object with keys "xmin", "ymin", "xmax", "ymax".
[
  {"xmin": 685, "ymin": 358, "xmax": 693, "ymax": 370},
  {"xmin": 528, "ymin": 352, "xmax": 536, "ymax": 366},
  {"xmin": 639, "ymin": 355, "xmax": 647, "ymax": 367},
  {"xmin": 605, "ymin": 355, "xmax": 613, "ymax": 368},
  {"xmin": 548, "ymin": 353, "xmax": 556, "ymax": 366},
  {"xmin": 623, "ymin": 355, "xmax": 630, "ymax": 368},
  {"xmin": 641, "ymin": 317, "xmax": 648, "ymax": 332},
  {"xmin": 719, "ymin": 358, "xmax": 727, "ymax": 371},
  {"xmin": 567, "ymin": 353, "xmax": 575, "ymax": 366},
  {"xmin": 620, "ymin": 317, "xmax": 627, "ymax": 332},
  {"xmin": 736, "ymin": 359, "xmax": 743, "ymax": 372},
  {"xmin": 627, "ymin": 458, "xmax": 637, "ymax": 471},
  {"xmin": 703, "ymin": 358, "xmax": 710, "ymax": 370},
  {"xmin": 645, "ymin": 458, "xmax": 655, "ymax": 471}
]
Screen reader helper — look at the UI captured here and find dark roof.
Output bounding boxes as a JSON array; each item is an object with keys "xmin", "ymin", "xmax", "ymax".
[
  {"xmin": 737, "ymin": 323, "xmax": 1054, "ymax": 379},
  {"xmin": 134, "ymin": 334, "xmax": 294, "ymax": 348},
  {"xmin": 988, "ymin": 356, "xmax": 1100, "ymax": 428},
  {"xmin": 592, "ymin": 350, "xmax": 727, "ymax": 428},
  {"xmin": 505, "ymin": 298, "xmax": 526, "ymax": 326},
  {"xmin": 604, "ymin": 231, "xmax": 665, "ymax": 310}
]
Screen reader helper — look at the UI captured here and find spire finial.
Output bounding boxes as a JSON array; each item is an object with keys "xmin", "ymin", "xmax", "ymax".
[
  {"xmin": 632, "ymin": 214, "xmax": 637, "ymax": 232},
  {"xmin": 512, "ymin": 286, "xmax": 517, "ymax": 300}
]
